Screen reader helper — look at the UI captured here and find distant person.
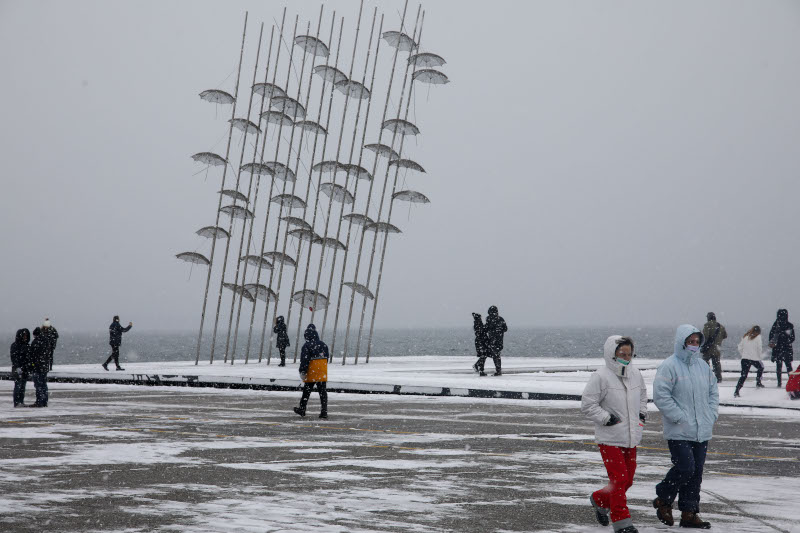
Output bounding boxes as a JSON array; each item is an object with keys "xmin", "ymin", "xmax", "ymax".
[
  {"xmin": 582, "ymin": 335, "xmax": 647, "ymax": 533},
  {"xmin": 471, "ymin": 313, "xmax": 490, "ymax": 376},
  {"xmin": 768, "ymin": 309, "xmax": 795, "ymax": 387},
  {"xmin": 29, "ymin": 325, "xmax": 54, "ymax": 407},
  {"xmin": 293, "ymin": 324, "xmax": 328, "ymax": 419},
  {"xmin": 273, "ymin": 316, "xmax": 290, "ymax": 367},
  {"xmin": 484, "ymin": 306, "xmax": 507, "ymax": 376},
  {"xmin": 103, "ymin": 316, "xmax": 132, "ymax": 371},
  {"xmin": 10, "ymin": 328, "xmax": 31, "ymax": 407},
  {"xmin": 734, "ymin": 326, "xmax": 765, "ymax": 397},
  {"xmin": 32, "ymin": 318, "xmax": 58, "ymax": 372},
  {"xmin": 700, "ymin": 312, "xmax": 726, "ymax": 383},
  {"xmin": 652, "ymin": 325, "xmax": 718, "ymax": 529}
]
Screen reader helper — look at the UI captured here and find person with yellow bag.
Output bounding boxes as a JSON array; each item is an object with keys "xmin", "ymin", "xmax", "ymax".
[{"xmin": 293, "ymin": 324, "xmax": 328, "ymax": 419}]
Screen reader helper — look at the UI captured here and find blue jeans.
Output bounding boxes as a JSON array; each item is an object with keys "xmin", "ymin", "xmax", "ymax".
[
  {"xmin": 656, "ymin": 440, "xmax": 708, "ymax": 512},
  {"xmin": 32, "ymin": 372, "xmax": 49, "ymax": 406}
]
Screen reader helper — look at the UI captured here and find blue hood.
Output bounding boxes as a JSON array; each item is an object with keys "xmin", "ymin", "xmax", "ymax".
[{"xmin": 673, "ymin": 324, "xmax": 704, "ymax": 365}]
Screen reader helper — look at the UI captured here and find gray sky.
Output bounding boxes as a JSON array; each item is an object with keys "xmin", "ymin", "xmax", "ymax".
[{"xmin": 1, "ymin": 0, "xmax": 799, "ymax": 333}]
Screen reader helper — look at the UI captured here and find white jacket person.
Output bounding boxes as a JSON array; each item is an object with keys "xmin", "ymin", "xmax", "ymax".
[{"xmin": 582, "ymin": 335, "xmax": 648, "ymax": 448}]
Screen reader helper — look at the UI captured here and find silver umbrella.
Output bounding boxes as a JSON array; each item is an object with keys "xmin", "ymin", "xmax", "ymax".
[
  {"xmin": 263, "ymin": 251, "xmax": 297, "ymax": 268},
  {"xmin": 270, "ymin": 194, "xmax": 306, "ymax": 209},
  {"xmin": 240, "ymin": 255, "xmax": 272, "ymax": 270},
  {"xmin": 312, "ymin": 160, "xmax": 349, "ymax": 174},
  {"xmin": 335, "ymin": 80, "xmax": 371, "ymax": 99},
  {"xmin": 382, "ymin": 30, "xmax": 417, "ymax": 52},
  {"xmin": 314, "ymin": 236, "xmax": 347, "ymax": 251},
  {"xmin": 260, "ymin": 110, "xmax": 294, "ymax": 126},
  {"xmin": 264, "ymin": 162, "xmax": 296, "ymax": 183},
  {"xmin": 240, "ymin": 162, "xmax": 273, "ymax": 176},
  {"xmin": 244, "ymin": 283, "xmax": 277, "ymax": 303},
  {"xmin": 192, "ymin": 152, "xmax": 227, "ymax": 167},
  {"xmin": 281, "ymin": 216, "xmax": 312, "ymax": 231},
  {"xmin": 343, "ymin": 281, "xmax": 375, "ymax": 300},
  {"xmin": 220, "ymin": 205, "xmax": 255, "ymax": 220},
  {"xmin": 270, "ymin": 96, "xmax": 306, "ymax": 121},
  {"xmin": 176, "ymin": 252, "xmax": 210, "ymax": 266},
  {"xmin": 196, "ymin": 226, "xmax": 230, "ymax": 239},
  {"xmin": 320, "ymin": 182, "xmax": 355, "ymax": 204},
  {"xmin": 392, "ymin": 190, "xmax": 430, "ymax": 204},
  {"xmin": 252, "ymin": 82, "xmax": 286, "ymax": 99},
  {"xmin": 295, "ymin": 35, "xmax": 330, "ymax": 57},
  {"xmin": 218, "ymin": 189, "xmax": 249, "ymax": 203},
  {"xmin": 388, "ymin": 158, "xmax": 425, "ymax": 173},
  {"xmin": 295, "ymin": 120, "xmax": 327, "ymax": 136},
  {"xmin": 223, "ymin": 282, "xmax": 255, "ymax": 303},
  {"xmin": 408, "ymin": 52, "xmax": 446, "ymax": 68},
  {"xmin": 288, "ymin": 228, "xmax": 321, "ymax": 242},
  {"xmin": 364, "ymin": 221, "xmax": 402, "ymax": 234},
  {"xmin": 345, "ymin": 164, "xmax": 373, "ymax": 181},
  {"xmin": 382, "ymin": 118, "xmax": 420, "ymax": 136},
  {"xmin": 229, "ymin": 118, "xmax": 261, "ymax": 135},
  {"xmin": 413, "ymin": 69, "xmax": 449, "ymax": 85},
  {"xmin": 199, "ymin": 89, "xmax": 235, "ymax": 104},
  {"xmin": 292, "ymin": 289, "xmax": 330, "ymax": 310},
  {"xmin": 313, "ymin": 65, "xmax": 348, "ymax": 84},
  {"xmin": 342, "ymin": 213, "xmax": 374, "ymax": 226},
  {"xmin": 364, "ymin": 143, "xmax": 399, "ymax": 160}
]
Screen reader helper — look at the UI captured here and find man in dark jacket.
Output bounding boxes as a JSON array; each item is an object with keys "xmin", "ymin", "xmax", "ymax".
[
  {"xmin": 273, "ymin": 316, "xmax": 290, "ymax": 367},
  {"xmin": 29, "ymin": 326, "xmax": 52, "ymax": 407},
  {"xmin": 701, "ymin": 312, "xmax": 727, "ymax": 383},
  {"xmin": 294, "ymin": 324, "xmax": 329, "ymax": 419},
  {"xmin": 471, "ymin": 313, "xmax": 491, "ymax": 376},
  {"xmin": 485, "ymin": 306, "xmax": 508, "ymax": 376},
  {"xmin": 32, "ymin": 318, "xmax": 58, "ymax": 372},
  {"xmin": 769, "ymin": 309, "xmax": 795, "ymax": 387},
  {"xmin": 10, "ymin": 329, "xmax": 31, "ymax": 407},
  {"xmin": 103, "ymin": 316, "xmax": 133, "ymax": 371}
]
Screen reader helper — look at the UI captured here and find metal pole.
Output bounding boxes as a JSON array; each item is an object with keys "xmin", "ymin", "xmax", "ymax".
[
  {"xmin": 283, "ymin": 13, "xmax": 339, "ymax": 363},
  {"xmin": 257, "ymin": 14, "xmax": 304, "ymax": 365},
  {"xmin": 242, "ymin": 8, "xmax": 288, "ymax": 363},
  {"xmin": 209, "ymin": 16, "xmax": 263, "ymax": 365},
  {"xmin": 319, "ymin": 7, "xmax": 379, "ymax": 357},
  {"xmin": 195, "ymin": 12, "xmax": 248, "ymax": 365},
  {"xmin": 291, "ymin": 18, "xmax": 346, "ymax": 363},
  {"xmin": 352, "ymin": 6, "xmax": 421, "ymax": 364},
  {"xmin": 227, "ymin": 23, "xmax": 278, "ymax": 364},
  {"xmin": 309, "ymin": 0, "xmax": 364, "ymax": 333},
  {"xmin": 328, "ymin": 11, "xmax": 383, "ymax": 364},
  {"xmin": 365, "ymin": 11, "xmax": 426, "ymax": 363}
]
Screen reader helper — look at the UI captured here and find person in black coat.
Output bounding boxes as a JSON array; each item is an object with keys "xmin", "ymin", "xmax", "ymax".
[
  {"xmin": 32, "ymin": 318, "xmax": 58, "ymax": 372},
  {"xmin": 294, "ymin": 324, "xmax": 329, "ymax": 419},
  {"xmin": 10, "ymin": 329, "xmax": 31, "ymax": 407},
  {"xmin": 29, "ymin": 326, "xmax": 52, "ymax": 407},
  {"xmin": 485, "ymin": 305, "xmax": 508, "ymax": 376},
  {"xmin": 471, "ymin": 313, "xmax": 491, "ymax": 376},
  {"xmin": 769, "ymin": 309, "xmax": 795, "ymax": 387},
  {"xmin": 103, "ymin": 316, "xmax": 133, "ymax": 371},
  {"xmin": 273, "ymin": 316, "xmax": 290, "ymax": 367}
]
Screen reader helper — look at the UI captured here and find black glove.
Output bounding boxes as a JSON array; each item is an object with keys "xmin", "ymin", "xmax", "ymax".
[
  {"xmin": 639, "ymin": 413, "xmax": 646, "ymax": 423},
  {"xmin": 605, "ymin": 414, "xmax": 621, "ymax": 426}
]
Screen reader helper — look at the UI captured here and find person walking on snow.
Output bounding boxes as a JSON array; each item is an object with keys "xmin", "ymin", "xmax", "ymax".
[
  {"xmin": 652, "ymin": 324, "xmax": 718, "ymax": 529},
  {"xmin": 273, "ymin": 316, "xmax": 290, "ymax": 367},
  {"xmin": 293, "ymin": 324, "xmax": 328, "ymax": 419},
  {"xmin": 700, "ymin": 312, "xmax": 726, "ymax": 383},
  {"xmin": 768, "ymin": 309, "xmax": 794, "ymax": 387},
  {"xmin": 471, "ymin": 313, "xmax": 491, "ymax": 376},
  {"xmin": 33, "ymin": 318, "xmax": 58, "ymax": 372},
  {"xmin": 484, "ymin": 305, "xmax": 507, "ymax": 376},
  {"xmin": 29, "ymin": 325, "xmax": 54, "ymax": 407},
  {"xmin": 103, "ymin": 316, "xmax": 132, "ymax": 371},
  {"xmin": 10, "ymin": 329, "xmax": 31, "ymax": 407},
  {"xmin": 734, "ymin": 326, "xmax": 765, "ymax": 397},
  {"xmin": 582, "ymin": 335, "xmax": 647, "ymax": 533}
]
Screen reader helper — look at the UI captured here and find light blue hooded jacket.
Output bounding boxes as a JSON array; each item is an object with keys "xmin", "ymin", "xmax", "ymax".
[{"xmin": 653, "ymin": 324, "xmax": 719, "ymax": 442}]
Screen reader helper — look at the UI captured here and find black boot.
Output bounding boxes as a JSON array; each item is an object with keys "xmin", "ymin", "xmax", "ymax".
[
  {"xmin": 293, "ymin": 407, "xmax": 306, "ymax": 417},
  {"xmin": 616, "ymin": 527, "xmax": 638, "ymax": 533},
  {"xmin": 734, "ymin": 388, "xmax": 741, "ymax": 397},
  {"xmin": 756, "ymin": 381, "xmax": 765, "ymax": 388},
  {"xmin": 588, "ymin": 495, "xmax": 609, "ymax": 526}
]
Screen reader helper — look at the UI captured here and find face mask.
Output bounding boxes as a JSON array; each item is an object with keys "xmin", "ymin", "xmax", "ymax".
[
  {"xmin": 616, "ymin": 358, "xmax": 631, "ymax": 366},
  {"xmin": 686, "ymin": 345, "xmax": 700, "ymax": 353}
]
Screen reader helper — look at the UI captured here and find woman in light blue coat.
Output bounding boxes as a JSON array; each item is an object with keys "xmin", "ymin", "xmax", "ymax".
[{"xmin": 652, "ymin": 324, "xmax": 719, "ymax": 529}]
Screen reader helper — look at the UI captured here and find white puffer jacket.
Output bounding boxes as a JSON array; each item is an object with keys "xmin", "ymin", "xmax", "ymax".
[
  {"xmin": 581, "ymin": 335, "xmax": 648, "ymax": 448},
  {"xmin": 737, "ymin": 334, "xmax": 764, "ymax": 361}
]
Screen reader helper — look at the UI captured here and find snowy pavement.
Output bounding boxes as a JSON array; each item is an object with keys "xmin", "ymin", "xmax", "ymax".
[
  {"xmin": 0, "ymin": 382, "xmax": 798, "ymax": 532},
  {"xmin": 2, "ymin": 356, "xmax": 798, "ymax": 409}
]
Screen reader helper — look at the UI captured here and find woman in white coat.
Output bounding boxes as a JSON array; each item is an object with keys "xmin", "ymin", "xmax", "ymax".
[
  {"xmin": 734, "ymin": 325, "xmax": 766, "ymax": 397},
  {"xmin": 582, "ymin": 335, "xmax": 647, "ymax": 533}
]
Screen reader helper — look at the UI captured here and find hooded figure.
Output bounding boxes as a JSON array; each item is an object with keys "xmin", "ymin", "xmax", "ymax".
[
  {"xmin": 652, "ymin": 324, "xmax": 718, "ymax": 529},
  {"xmin": 32, "ymin": 319, "xmax": 58, "ymax": 371},
  {"xmin": 294, "ymin": 324, "xmax": 328, "ymax": 418},
  {"xmin": 700, "ymin": 312, "xmax": 726, "ymax": 383},
  {"xmin": 769, "ymin": 309, "xmax": 794, "ymax": 386},
  {"xmin": 29, "ymin": 327, "xmax": 52, "ymax": 407},
  {"xmin": 582, "ymin": 335, "xmax": 647, "ymax": 533},
  {"xmin": 484, "ymin": 306, "xmax": 508, "ymax": 376},
  {"xmin": 103, "ymin": 316, "xmax": 132, "ymax": 371},
  {"xmin": 10, "ymin": 328, "xmax": 31, "ymax": 407},
  {"xmin": 273, "ymin": 316, "xmax": 290, "ymax": 367},
  {"xmin": 471, "ymin": 313, "xmax": 490, "ymax": 376}
]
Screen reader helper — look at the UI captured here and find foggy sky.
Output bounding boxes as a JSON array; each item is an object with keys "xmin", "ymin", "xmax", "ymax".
[{"xmin": 1, "ymin": 0, "xmax": 799, "ymax": 334}]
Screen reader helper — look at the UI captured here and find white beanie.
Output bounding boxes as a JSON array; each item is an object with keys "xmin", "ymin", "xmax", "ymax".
[{"xmin": 43, "ymin": 319, "xmax": 51, "ymax": 327}]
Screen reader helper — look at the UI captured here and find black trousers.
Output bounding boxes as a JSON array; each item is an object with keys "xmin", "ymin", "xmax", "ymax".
[
  {"xmin": 278, "ymin": 347, "xmax": 286, "ymax": 365},
  {"xmin": 776, "ymin": 359, "xmax": 794, "ymax": 386},
  {"xmin": 32, "ymin": 372, "xmax": 48, "ymax": 407},
  {"xmin": 104, "ymin": 345, "xmax": 121, "ymax": 368},
  {"xmin": 299, "ymin": 381, "xmax": 327, "ymax": 414},
  {"xmin": 476, "ymin": 351, "xmax": 501, "ymax": 373},
  {"xmin": 735, "ymin": 359, "xmax": 764, "ymax": 391},
  {"xmin": 12, "ymin": 370, "xmax": 29, "ymax": 406}
]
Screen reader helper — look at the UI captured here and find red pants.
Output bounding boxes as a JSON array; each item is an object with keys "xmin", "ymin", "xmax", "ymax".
[{"xmin": 592, "ymin": 444, "xmax": 637, "ymax": 523}]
